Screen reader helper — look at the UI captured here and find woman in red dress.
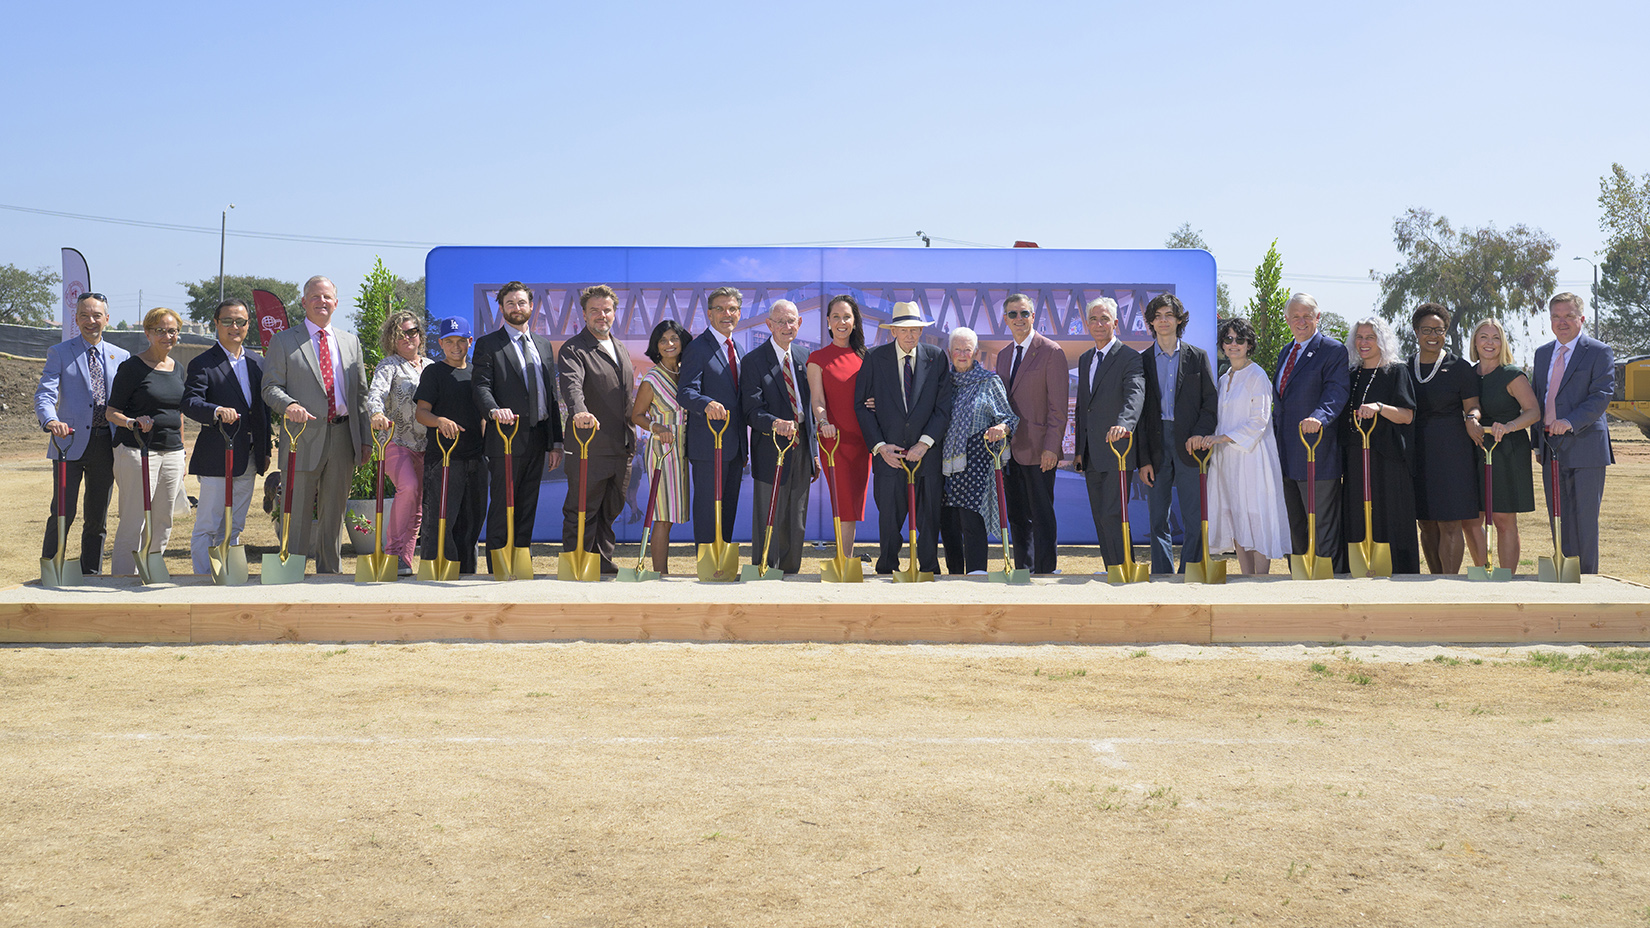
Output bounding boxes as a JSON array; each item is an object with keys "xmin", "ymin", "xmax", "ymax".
[{"xmin": 807, "ymin": 294, "xmax": 871, "ymax": 559}]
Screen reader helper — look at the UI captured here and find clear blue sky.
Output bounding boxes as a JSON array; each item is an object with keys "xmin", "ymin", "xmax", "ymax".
[{"xmin": 5, "ymin": 0, "xmax": 1646, "ymax": 359}]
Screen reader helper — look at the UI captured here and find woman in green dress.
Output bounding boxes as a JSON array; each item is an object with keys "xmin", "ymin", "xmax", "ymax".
[{"xmin": 1470, "ymin": 318, "xmax": 1540, "ymax": 573}]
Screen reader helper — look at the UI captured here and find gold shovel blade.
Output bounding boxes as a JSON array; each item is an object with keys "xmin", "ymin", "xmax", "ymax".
[
  {"xmin": 1289, "ymin": 553, "xmax": 1334, "ymax": 581},
  {"xmin": 212, "ymin": 545, "xmax": 249, "ymax": 585},
  {"xmin": 135, "ymin": 552, "xmax": 169, "ymax": 585},
  {"xmin": 357, "ymin": 553, "xmax": 396, "ymax": 584},
  {"xmin": 558, "ymin": 549, "xmax": 601, "ymax": 582},
  {"xmin": 1186, "ymin": 559, "xmax": 1227, "ymax": 584},
  {"xmin": 695, "ymin": 540, "xmax": 740, "ymax": 582},
  {"xmin": 491, "ymin": 547, "xmax": 534, "ymax": 582},
  {"xmin": 820, "ymin": 556, "xmax": 864, "ymax": 583},
  {"xmin": 1107, "ymin": 561, "xmax": 1150, "ymax": 584}
]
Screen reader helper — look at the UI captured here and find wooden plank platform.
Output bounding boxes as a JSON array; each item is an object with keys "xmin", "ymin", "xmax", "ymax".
[{"xmin": 4, "ymin": 575, "xmax": 1648, "ymax": 645}]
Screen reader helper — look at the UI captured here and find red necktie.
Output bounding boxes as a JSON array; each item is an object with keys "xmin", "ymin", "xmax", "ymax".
[
  {"xmin": 1278, "ymin": 342, "xmax": 1301, "ymax": 393},
  {"xmin": 317, "ymin": 329, "xmax": 337, "ymax": 420},
  {"xmin": 726, "ymin": 338, "xmax": 739, "ymax": 383},
  {"xmin": 780, "ymin": 351, "xmax": 800, "ymax": 414}
]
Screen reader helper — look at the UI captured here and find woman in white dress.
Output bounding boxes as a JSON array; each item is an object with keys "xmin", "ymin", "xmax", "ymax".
[{"xmin": 1197, "ymin": 317, "xmax": 1291, "ymax": 574}]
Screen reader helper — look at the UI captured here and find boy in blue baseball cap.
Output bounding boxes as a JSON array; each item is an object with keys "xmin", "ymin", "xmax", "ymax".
[{"xmin": 412, "ymin": 317, "xmax": 484, "ymax": 574}]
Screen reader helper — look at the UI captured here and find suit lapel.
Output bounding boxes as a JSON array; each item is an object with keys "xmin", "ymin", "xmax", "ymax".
[{"xmin": 1555, "ymin": 338, "xmax": 1587, "ymax": 396}]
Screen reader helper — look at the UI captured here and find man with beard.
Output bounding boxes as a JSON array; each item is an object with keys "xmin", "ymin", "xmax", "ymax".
[{"xmin": 556, "ymin": 284, "xmax": 635, "ymax": 574}]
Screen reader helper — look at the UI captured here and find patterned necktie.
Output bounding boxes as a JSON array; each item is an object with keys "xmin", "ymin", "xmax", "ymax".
[
  {"xmin": 725, "ymin": 338, "xmax": 739, "ymax": 383},
  {"xmin": 1544, "ymin": 344, "xmax": 1568, "ymax": 427},
  {"xmin": 520, "ymin": 335, "xmax": 542, "ymax": 424},
  {"xmin": 1279, "ymin": 342, "xmax": 1301, "ymax": 393},
  {"xmin": 88, "ymin": 347, "xmax": 107, "ymax": 428},
  {"xmin": 316, "ymin": 329, "xmax": 337, "ymax": 420},
  {"xmin": 902, "ymin": 353, "xmax": 915, "ymax": 411},
  {"xmin": 780, "ymin": 350, "xmax": 800, "ymax": 416},
  {"xmin": 1011, "ymin": 344, "xmax": 1024, "ymax": 386}
]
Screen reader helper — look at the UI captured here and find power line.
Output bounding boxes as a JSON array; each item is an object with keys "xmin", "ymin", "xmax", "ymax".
[{"xmin": 0, "ymin": 203, "xmax": 449, "ymax": 249}]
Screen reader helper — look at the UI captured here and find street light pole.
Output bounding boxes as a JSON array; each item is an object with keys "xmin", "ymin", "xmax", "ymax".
[
  {"xmin": 218, "ymin": 203, "xmax": 236, "ymax": 303},
  {"xmin": 1573, "ymin": 255, "xmax": 1598, "ymax": 342}
]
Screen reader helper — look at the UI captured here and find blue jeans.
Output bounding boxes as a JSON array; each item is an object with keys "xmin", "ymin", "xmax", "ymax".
[{"xmin": 1147, "ymin": 421, "xmax": 1204, "ymax": 574}]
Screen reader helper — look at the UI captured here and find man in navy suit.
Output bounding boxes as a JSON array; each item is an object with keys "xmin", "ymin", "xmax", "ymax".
[
  {"xmin": 854, "ymin": 302, "xmax": 952, "ymax": 575},
  {"xmin": 34, "ymin": 292, "xmax": 130, "ymax": 575},
  {"xmin": 740, "ymin": 299, "xmax": 817, "ymax": 574},
  {"xmin": 1138, "ymin": 293, "xmax": 1218, "ymax": 574},
  {"xmin": 1272, "ymin": 292, "xmax": 1350, "ymax": 574},
  {"xmin": 1530, "ymin": 292, "xmax": 1615, "ymax": 574},
  {"xmin": 679, "ymin": 286, "xmax": 748, "ymax": 544},
  {"xmin": 183, "ymin": 298, "xmax": 272, "ymax": 575}
]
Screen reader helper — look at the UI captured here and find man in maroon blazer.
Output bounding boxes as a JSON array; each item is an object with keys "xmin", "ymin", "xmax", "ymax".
[{"xmin": 994, "ymin": 293, "xmax": 1070, "ymax": 574}]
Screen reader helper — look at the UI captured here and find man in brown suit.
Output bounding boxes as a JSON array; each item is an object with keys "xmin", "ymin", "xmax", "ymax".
[
  {"xmin": 994, "ymin": 293, "xmax": 1069, "ymax": 574},
  {"xmin": 557, "ymin": 284, "xmax": 636, "ymax": 573}
]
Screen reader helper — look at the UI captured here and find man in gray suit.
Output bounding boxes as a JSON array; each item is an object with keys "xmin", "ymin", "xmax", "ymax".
[
  {"xmin": 557, "ymin": 284, "xmax": 635, "ymax": 573},
  {"xmin": 1072, "ymin": 297, "xmax": 1146, "ymax": 569},
  {"xmin": 1530, "ymin": 291, "xmax": 1615, "ymax": 574},
  {"xmin": 260, "ymin": 275, "xmax": 368, "ymax": 574}
]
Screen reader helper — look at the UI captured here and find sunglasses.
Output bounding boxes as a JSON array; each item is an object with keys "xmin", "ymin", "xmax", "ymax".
[
  {"xmin": 397, "ymin": 328, "xmax": 423, "ymax": 339},
  {"xmin": 1221, "ymin": 335, "xmax": 1244, "ymax": 344},
  {"xmin": 218, "ymin": 318, "xmax": 250, "ymax": 328},
  {"xmin": 1004, "ymin": 310, "xmax": 1032, "ymax": 319},
  {"xmin": 79, "ymin": 293, "xmax": 108, "ymax": 304}
]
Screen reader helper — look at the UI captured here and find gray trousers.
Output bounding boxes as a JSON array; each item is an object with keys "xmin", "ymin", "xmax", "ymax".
[
  {"xmin": 287, "ymin": 418, "xmax": 356, "ymax": 575},
  {"xmin": 752, "ymin": 459, "xmax": 810, "ymax": 574},
  {"xmin": 191, "ymin": 469, "xmax": 257, "ymax": 575}
]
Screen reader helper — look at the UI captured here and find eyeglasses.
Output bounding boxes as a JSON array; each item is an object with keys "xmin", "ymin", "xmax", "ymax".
[
  {"xmin": 1416, "ymin": 325, "xmax": 1446, "ymax": 336},
  {"xmin": 1004, "ymin": 310, "xmax": 1032, "ymax": 319},
  {"xmin": 218, "ymin": 319, "xmax": 250, "ymax": 328},
  {"xmin": 149, "ymin": 328, "xmax": 180, "ymax": 337}
]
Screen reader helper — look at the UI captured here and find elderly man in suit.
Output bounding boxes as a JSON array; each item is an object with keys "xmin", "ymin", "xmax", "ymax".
[
  {"xmin": 741, "ymin": 299, "xmax": 817, "ymax": 575},
  {"xmin": 855, "ymin": 302, "xmax": 952, "ymax": 575},
  {"xmin": 556, "ymin": 284, "xmax": 635, "ymax": 574},
  {"xmin": 1272, "ymin": 292, "xmax": 1350, "ymax": 574},
  {"xmin": 679, "ymin": 286, "xmax": 748, "ymax": 545},
  {"xmin": 1138, "ymin": 292, "xmax": 1219, "ymax": 574},
  {"xmin": 261, "ymin": 275, "xmax": 369, "ymax": 575},
  {"xmin": 1531, "ymin": 291, "xmax": 1615, "ymax": 574},
  {"xmin": 1073, "ymin": 297, "xmax": 1146, "ymax": 569},
  {"xmin": 184, "ymin": 298, "xmax": 271, "ymax": 574},
  {"xmin": 474, "ymin": 281, "xmax": 565, "ymax": 563},
  {"xmin": 35, "ymin": 292, "xmax": 130, "ymax": 575},
  {"xmin": 994, "ymin": 293, "xmax": 1069, "ymax": 575}
]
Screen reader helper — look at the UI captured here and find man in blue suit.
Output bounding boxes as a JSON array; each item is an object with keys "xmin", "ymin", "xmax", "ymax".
[
  {"xmin": 1530, "ymin": 292, "xmax": 1614, "ymax": 574},
  {"xmin": 34, "ymin": 292, "xmax": 130, "ymax": 576},
  {"xmin": 741, "ymin": 299, "xmax": 817, "ymax": 574},
  {"xmin": 855, "ymin": 302, "xmax": 953, "ymax": 575},
  {"xmin": 183, "ymin": 298, "xmax": 272, "ymax": 574},
  {"xmin": 1272, "ymin": 292, "xmax": 1350, "ymax": 574},
  {"xmin": 678, "ymin": 286, "xmax": 748, "ymax": 544}
]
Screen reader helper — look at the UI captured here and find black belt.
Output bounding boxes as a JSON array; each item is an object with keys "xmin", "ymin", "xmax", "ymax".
[{"xmin": 330, "ymin": 415, "xmax": 349, "ymax": 425}]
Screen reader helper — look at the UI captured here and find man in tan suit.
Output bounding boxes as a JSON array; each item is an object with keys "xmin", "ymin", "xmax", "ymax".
[
  {"xmin": 260, "ymin": 275, "xmax": 368, "ymax": 574},
  {"xmin": 557, "ymin": 284, "xmax": 635, "ymax": 573},
  {"xmin": 994, "ymin": 293, "xmax": 1069, "ymax": 574}
]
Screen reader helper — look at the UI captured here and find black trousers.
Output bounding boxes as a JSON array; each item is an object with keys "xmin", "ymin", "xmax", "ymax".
[
  {"xmin": 872, "ymin": 456, "xmax": 941, "ymax": 574},
  {"xmin": 486, "ymin": 432, "xmax": 546, "ymax": 556},
  {"xmin": 940, "ymin": 506, "xmax": 989, "ymax": 574},
  {"xmin": 563, "ymin": 453, "xmax": 630, "ymax": 572},
  {"xmin": 1005, "ymin": 460, "xmax": 1058, "ymax": 574},
  {"xmin": 1283, "ymin": 476, "xmax": 1348, "ymax": 574},
  {"xmin": 423, "ymin": 455, "xmax": 487, "ymax": 574},
  {"xmin": 690, "ymin": 454, "xmax": 745, "ymax": 544},
  {"xmin": 42, "ymin": 428, "xmax": 115, "ymax": 575}
]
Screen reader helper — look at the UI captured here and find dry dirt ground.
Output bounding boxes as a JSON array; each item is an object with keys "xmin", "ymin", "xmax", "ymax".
[{"xmin": 4, "ymin": 355, "xmax": 1649, "ymax": 927}]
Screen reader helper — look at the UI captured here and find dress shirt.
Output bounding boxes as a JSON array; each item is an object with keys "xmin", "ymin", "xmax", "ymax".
[
  {"xmin": 222, "ymin": 342, "xmax": 253, "ymax": 407},
  {"xmin": 507, "ymin": 322, "xmax": 548, "ymax": 422},
  {"xmin": 872, "ymin": 344, "xmax": 934, "ymax": 454},
  {"xmin": 303, "ymin": 319, "xmax": 347, "ymax": 408},
  {"xmin": 1546, "ymin": 334, "xmax": 1579, "ymax": 408},
  {"xmin": 1088, "ymin": 338, "xmax": 1116, "ymax": 394},
  {"xmin": 1153, "ymin": 339, "xmax": 1180, "ymax": 421}
]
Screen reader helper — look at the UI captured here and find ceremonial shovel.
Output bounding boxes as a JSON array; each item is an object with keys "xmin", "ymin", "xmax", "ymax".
[
  {"xmin": 1185, "ymin": 445, "xmax": 1226, "ymax": 584},
  {"xmin": 488, "ymin": 418, "xmax": 533, "ymax": 581},
  {"xmin": 131, "ymin": 429, "xmax": 169, "ymax": 585},
  {"xmin": 558, "ymin": 423, "xmax": 602, "ymax": 582},
  {"xmin": 1467, "ymin": 436, "xmax": 1512, "ymax": 582},
  {"xmin": 208, "ymin": 420, "xmax": 249, "ymax": 585},
  {"xmin": 818, "ymin": 435, "xmax": 863, "ymax": 584},
  {"xmin": 741, "ymin": 430, "xmax": 796, "ymax": 582},
  {"xmin": 891, "ymin": 457, "xmax": 934, "ymax": 583},
  {"xmin": 695, "ymin": 417, "xmax": 740, "ymax": 582},
  {"xmin": 416, "ymin": 429, "xmax": 461, "ymax": 581},
  {"xmin": 617, "ymin": 439, "xmax": 668, "ymax": 582},
  {"xmin": 262, "ymin": 418, "xmax": 308, "ymax": 584},
  {"xmin": 1347, "ymin": 413, "xmax": 1392, "ymax": 578},
  {"xmin": 1105, "ymin": 433, "xmax": 1149, "ymax": 584},
  {"xmin": 1537, "ymin": 443, "xmax": 1582, "ymax": 584},
  {"xmin": 355, "ymin": 423, "xmax": 398, "ymax": 584},
  {"xmin": 1289, "ymin": 425, "xmax": 1335, "ymax": 581},
  {"xmin": 39, "ymin": 431, "xmax": 81, "ymax": 589},
  {"xmin": 985, "ymin": 437, "xmax": 1028, "ymax": 584}
]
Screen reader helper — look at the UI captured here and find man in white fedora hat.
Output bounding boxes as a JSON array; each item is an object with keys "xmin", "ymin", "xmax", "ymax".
[{"xmin": 853, "ymin": 301, "xmax": 952, "ymax": 575}]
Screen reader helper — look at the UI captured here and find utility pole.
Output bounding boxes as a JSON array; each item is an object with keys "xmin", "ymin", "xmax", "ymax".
[
  {"xmin": 1573, "ymin": 255, "xmax": 1599, "ymax": 343},
  {"xmin": 218, "ymin": 203, "xmax": 236, "ymax": 302}
]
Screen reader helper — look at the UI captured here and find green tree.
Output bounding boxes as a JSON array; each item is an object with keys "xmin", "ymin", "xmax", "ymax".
[
  {"xmin": 1164, "ymin": 223, "xmax": 1232, "ymax": 317},
  {"xmin": 1595, "ymin": 162, "xmax": 1650, "ymax": 355},
  {"xmin": 1244, "ymin": 239, "xmax": 1291, "ymax": 377},
  {"xmin": 394, "ymin": 276, "xmax": 426, "ymax": 320},
  {"xmin": 180, "ymin": 275, "xmax": 300, "ymax": 324},
  {"xmin": 0, "ymin": 263, "xmax": 61, "ymax": 326},
  {"xmin": 349, "ymin": 257, "xmax": 417, "ymax": 499},
  {"xmin": 1371, "ymin": 207, "xmax": 1557, "ymax": 357}
]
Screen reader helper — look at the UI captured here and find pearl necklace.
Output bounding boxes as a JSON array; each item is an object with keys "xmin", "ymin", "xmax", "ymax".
[{"xmin": 1413, "ymin": 353, "xmax": 1446, "ymax": 385}]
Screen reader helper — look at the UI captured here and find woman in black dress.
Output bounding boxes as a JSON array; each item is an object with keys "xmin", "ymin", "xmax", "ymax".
[
  {"xmin": 1408, "ymin": 303, "xmax": 1486, "ymax": 574},
  {"xmin": 1341, "ymin": 317, "xmax": 1420, "ymax": 574},
  {"xmin": 1469, "ymin": 318, "xmax": 1540, "ymax": 573}
]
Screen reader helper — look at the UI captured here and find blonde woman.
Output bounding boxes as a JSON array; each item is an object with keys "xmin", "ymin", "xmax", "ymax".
[
  {"xmin": 1469, "ymin": 318, "xmax": 1540, "ymax": 572},
  {"xmin": 367, "ymin": 310, "xmax": 431, "ymax": 575},
  {"xmin": 107, "ymin": 307, "xmax": 187, "ymax": 575}
]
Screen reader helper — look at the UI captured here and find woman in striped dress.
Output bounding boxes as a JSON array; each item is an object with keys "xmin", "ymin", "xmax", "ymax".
[{"xmin": 629, "ymin": 319, "xmax": 691, "ymax": 574}]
